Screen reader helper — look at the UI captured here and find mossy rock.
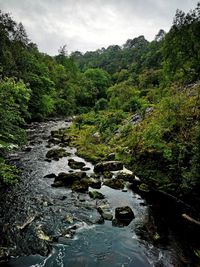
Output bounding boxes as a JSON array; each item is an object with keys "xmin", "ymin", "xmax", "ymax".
[
  {"xmin": 116, "ymin": 172, "xmax": 134, "ymax": 182},
  {"xmin": 94, "ymin": 161, "xmax": 123, "ymax": 173},
  {"xmin": 68, "ymin": 159, "xmax": 85, "ymax": 169},
  {"xmin": 71, "ymin": 180, "xmax": 88, "ymax": 192},
  {"xmin": 103, "ymin": 178, "xmax": 124, "ymax": 189},
  {"xmin": 87, "ymin": 178, "xmax": 101, "ymax": 189},
  {"xmin": 54, "ymin": 172, "xmax": 87, "ymax": 187},
  {"xmin": 46, "ymin": 148, "xmax": 70, "ymax": 159},
  {"xmin": 89, "ymin": 191, "xmax": 105, "ymax": 199}
]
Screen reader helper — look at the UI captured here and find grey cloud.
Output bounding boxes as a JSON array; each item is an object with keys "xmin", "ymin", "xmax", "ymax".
[{"xmin": 0, "ymin": 0, "xmax": 198, "ymax": 55}]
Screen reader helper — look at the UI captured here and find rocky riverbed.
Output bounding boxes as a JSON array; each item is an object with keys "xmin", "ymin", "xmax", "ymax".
[{"xmin": 0, "ymin": 119, "xmax": 197, "ymax": 267}]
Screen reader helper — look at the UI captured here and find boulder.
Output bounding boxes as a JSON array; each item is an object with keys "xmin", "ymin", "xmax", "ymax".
[
  {"xmin": 46, "ymin": 148, "xmax": 70, "ymax": 159},
  {"xmin": 115, "ymin": 206, "xmax": 135, "ymax": 221},
  {"xmin": 103, "ymin": 178, "xmax": 124, "ymax": 189},
  {"xmin": 89, "ymin": 191, "xmax": 105, "ymax": 199},
  {"xmin": 115, "ymin": 172, "xmax": 134, "ymax": 182},
  {"xmin": 71, "ymin": 180, "xmax": 88, "ymax": 192},
  {"xmin": 54, "ymin": 172, "xmax": 87, "ymax": 187},
  {"xmin": 94, "ymin": 161, "xmax": 123, "ymax": 173},
  {"xmin": 87, "ymin": 178, "xmax": 101, "ymax": 189},
  {"xmin": 97, "ymin": 205, "xmax": 113, "ymax": 220},
  {"xmin": 68, "ymin": 159, "xmax": 85, "ymax": 169}
]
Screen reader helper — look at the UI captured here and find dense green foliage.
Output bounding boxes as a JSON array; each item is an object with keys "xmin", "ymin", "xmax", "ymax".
[
  {"xmin": 0, "ymin": 2, "xmax": 199, "ymax": 204},
  {"xmin": 68, "ymin": 4, "xmax": 200, "ymax": 207}
]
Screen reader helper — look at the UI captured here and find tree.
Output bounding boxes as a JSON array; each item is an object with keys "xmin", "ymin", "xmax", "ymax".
[
  {"xmin": 0, "ymin": 78, "xmax": 30, "ymax": 147},
  {"xmin": 83, "ymin": 68, "xmax": 111, "ymax": 100},
  {"xmin": 154, "ymin": 29, "xmax": 166, "ymax": 42},
  {"xmin": 163, "ymin": 3, "xmax": 200, "ymax": 84},
  {"xmin": 14, "ymin": 22, "xmax": 29, "ymax": 45}
]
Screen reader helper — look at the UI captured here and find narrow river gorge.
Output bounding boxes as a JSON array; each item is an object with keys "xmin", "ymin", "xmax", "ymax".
[{"xmin": 0, "ymin": 119, "xmax": 195, "ymax": 267}]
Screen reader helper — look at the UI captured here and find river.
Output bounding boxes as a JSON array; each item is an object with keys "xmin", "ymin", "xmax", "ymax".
[{"xmin": 0, "ymin": 119, "xmax": 195, "ymax": 267}]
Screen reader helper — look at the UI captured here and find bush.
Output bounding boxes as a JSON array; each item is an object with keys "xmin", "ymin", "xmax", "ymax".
[{"xmin": 0, "ymin": 163, "xmax": 21, "ymax": 185}]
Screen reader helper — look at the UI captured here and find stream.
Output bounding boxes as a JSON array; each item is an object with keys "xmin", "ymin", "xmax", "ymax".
[{"xmin": 0, "ymin": 119, "xmax": 194, "ymax": 267}]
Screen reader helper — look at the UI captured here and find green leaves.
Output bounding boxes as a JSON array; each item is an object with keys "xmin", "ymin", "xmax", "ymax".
[
  {"xmin": 0, "ymin": 78, "xmax": 30, "ymax": 147},
  {"xmin": 163, "ymin": 3, "xmax": 200, "ymax": 84},
  {"xmin": 84, "ymin": 68, "xmax": 111, "ymax": 99},
  {"xmin": 0, "ymin": 162, "xmax": 21, "ymax": 185},
  {"xmin": 107, "ymin": 81, "xmax": 148, "ymax": 112}
]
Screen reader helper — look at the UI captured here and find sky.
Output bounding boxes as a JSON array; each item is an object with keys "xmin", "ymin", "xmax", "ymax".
[{"xmin": 0, "ymin": 0, "xmax": 198, "ymax": 55}]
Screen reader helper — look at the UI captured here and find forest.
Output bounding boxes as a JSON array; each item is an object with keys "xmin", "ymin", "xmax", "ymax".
[{"xmin": 0, "ymin": 2, "xmax": 199, "ymax": 211}]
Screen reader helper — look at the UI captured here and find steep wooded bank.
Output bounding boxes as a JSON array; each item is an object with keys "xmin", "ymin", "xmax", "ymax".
[{"xmin": 0, "ymin": 3, "xmax": 199, "ymax": 214}]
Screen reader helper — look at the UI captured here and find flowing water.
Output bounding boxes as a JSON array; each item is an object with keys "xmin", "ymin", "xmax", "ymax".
[{"xmin": 0, "ymin": 120, "xmax": 194, "ymax": 267}]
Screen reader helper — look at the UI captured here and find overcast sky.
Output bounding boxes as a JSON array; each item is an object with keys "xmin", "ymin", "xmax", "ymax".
[{"xmin": 0, "ymin": 0, "xmax": 198, "ymax": 55}]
